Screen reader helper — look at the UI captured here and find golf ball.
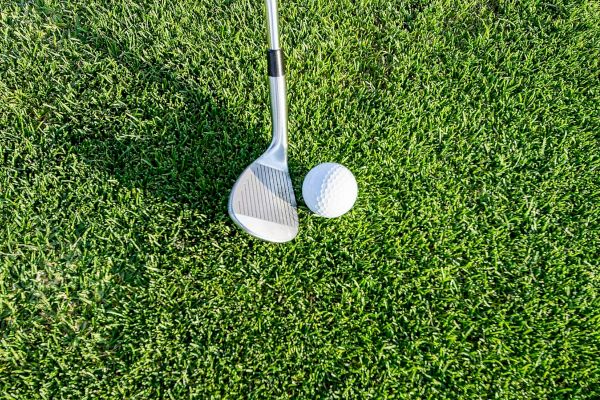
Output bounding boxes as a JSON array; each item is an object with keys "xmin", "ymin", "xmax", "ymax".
[{"xmin": 302, "ymin": 163, "xmax": 358, "ymax": 218}]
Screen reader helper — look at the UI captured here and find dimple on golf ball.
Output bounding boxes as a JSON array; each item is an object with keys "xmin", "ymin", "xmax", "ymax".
[{"xmin": 302, "ymin": 163, "xmax": 358, "ymax": 218}]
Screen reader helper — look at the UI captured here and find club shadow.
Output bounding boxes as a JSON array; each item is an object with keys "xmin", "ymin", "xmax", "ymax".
[{"xmin": 66, "ymin": 26, "xmax": 270, "ymax": 217}]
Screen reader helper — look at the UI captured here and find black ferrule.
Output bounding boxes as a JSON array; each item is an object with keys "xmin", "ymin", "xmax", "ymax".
[{"xmin": 267, "ymin": 49, "xmax": 285, "ymax": 77}]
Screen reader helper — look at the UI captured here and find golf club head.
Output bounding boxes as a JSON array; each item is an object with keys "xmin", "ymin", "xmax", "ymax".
[{"xmin": 228, "ymin": 150, "xmax": 298, "ymax": 243}]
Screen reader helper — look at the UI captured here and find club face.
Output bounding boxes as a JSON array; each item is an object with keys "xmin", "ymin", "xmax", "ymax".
[{"xmin": 228, "ymin": 158, "xmax": 298, "ymax": 243}]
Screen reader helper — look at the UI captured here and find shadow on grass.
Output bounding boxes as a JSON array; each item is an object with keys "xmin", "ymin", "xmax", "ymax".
[{"xmin": 66, "ymin": 27, "xmax": 269, "ymax": 216}]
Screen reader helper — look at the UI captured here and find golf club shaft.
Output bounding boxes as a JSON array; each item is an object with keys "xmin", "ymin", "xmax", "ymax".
[
  {"xmin": 265, "ymin": 0, "xmax": 280, "ymax": 50},
  {"xmin": 265, "ymin": 0, "xmax": 288, "ymax": 156}
]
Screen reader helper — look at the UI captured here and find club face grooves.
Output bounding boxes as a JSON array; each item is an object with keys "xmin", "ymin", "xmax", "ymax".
[
  {"xmin": 229, "ymin": 162, "xmax": 298, "ymax": 242},
  {"xmin": 232, "ymin": 163, "xmax": 297, "ymax": 226}
]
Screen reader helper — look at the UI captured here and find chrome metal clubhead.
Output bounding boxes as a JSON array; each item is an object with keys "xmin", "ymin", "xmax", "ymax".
[
  {"xmin": 228, "ymin": 0, "xmax": 298, "ymax": 242},
  {"xmin": 228, "ymin": 157, "xmax": 298, "ymax": 243}
]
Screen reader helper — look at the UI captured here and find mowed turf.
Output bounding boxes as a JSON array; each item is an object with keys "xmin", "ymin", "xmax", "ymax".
[{"xmin": 1, "ymin": 0, "xmax": 599, "ymax": 398}]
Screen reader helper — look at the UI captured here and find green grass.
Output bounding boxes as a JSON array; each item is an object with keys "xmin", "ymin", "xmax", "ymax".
[{"xmin": 1, "ymin": 0, "xmax": 599, "ymax": 398}]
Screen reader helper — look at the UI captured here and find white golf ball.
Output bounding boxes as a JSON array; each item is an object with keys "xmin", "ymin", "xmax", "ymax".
[{"xmin": 302, "ymin": 163, "xmax": 358, "ymax": 218}]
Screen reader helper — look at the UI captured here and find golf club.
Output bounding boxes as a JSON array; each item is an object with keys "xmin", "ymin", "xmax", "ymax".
[{"xmin": 228, "ymin": 0, "xmax": 298, "ymax": 243}]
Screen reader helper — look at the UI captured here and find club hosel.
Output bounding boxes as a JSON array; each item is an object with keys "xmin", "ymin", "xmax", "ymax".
[{"xmin": 267, "ymin": 75, "xmax": 288, "ymax": 159}]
